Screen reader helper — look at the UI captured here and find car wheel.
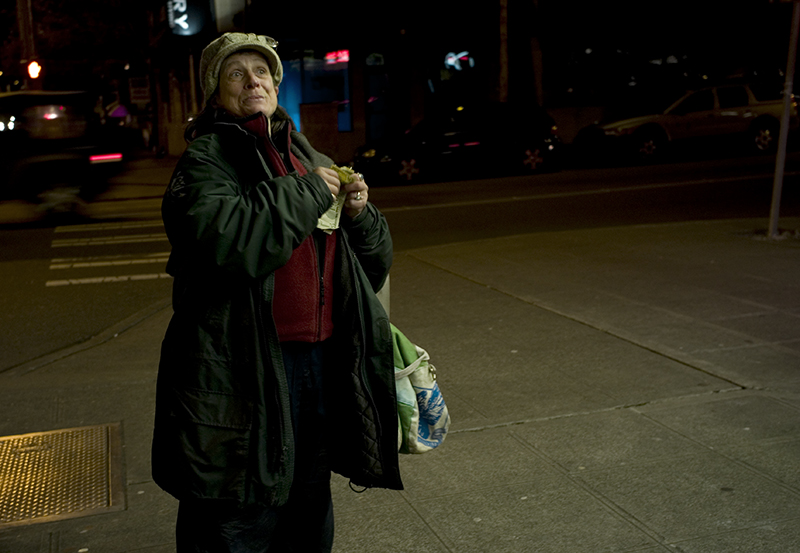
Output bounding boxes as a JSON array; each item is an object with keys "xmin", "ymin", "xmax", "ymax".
[
  {"xmin": 397, "ymin": 157, "xmax": 423, "ymax": 183},
  {"xmin": 751, "ymin": 118, "xmax": 779, "ymax": 152},
  {"xmin": 521, "ymin": 147, "xmax": 545, "ymax": 173},
  {"xmin": 633, "ymin": 127, "xmax": 668, "ymax": 162}
]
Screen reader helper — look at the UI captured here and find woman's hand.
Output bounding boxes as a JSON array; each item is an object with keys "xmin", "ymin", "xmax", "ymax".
[
  {"xmin": 343, "ymin": 173, "xmax": 368, "ymax": 218},
  {"xmin": 312, "ymin": 167, "xmax": 341, "ymax": 198}
]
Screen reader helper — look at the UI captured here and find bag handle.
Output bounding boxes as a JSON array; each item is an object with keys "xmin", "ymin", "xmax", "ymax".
[{"xmin": 394, "ymin": 347, "xmax": 430, "ymax": 380}]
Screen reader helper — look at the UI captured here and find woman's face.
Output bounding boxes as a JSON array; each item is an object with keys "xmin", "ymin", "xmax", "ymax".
[{"xmin": 217, "ymin": 51, "xmax": 279, "ymax": 119}]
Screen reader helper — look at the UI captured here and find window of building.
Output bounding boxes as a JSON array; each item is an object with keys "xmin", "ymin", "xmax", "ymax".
[{"xmin": 279, "ymin": 50, "xmax": 351, "ymax": 133}]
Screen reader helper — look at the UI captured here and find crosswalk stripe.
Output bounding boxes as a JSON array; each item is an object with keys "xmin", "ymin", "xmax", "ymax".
[
  {"xmin": 49, "ymin": 252, "xmax": 170, "ymax": 270},
  {"xmin": 46, "ymin": 273, "xmax": 172, "ymax": 287},
  {"xmin": 48, "ymin": 222, "xmax": 172, "ymax": 286},
  {"xmin": 51, "ymin": 233, "xmax": 169, "ymax": 247},
  {"xmin": 54, "ymin": 220, "xmax": 164, "ymax": 233}
]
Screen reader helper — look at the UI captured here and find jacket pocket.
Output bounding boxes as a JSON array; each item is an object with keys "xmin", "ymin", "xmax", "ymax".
[
  {"xmin": 153, "ymin": 387, "xmax": 253, "ymax": 501},
  {"xmin": 170, "ymin": 387, "xmax": 252, "ymax": 429}
]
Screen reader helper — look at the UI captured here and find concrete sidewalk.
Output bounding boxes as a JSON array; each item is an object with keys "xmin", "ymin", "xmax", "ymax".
[{"xmin": 1, "ymin": 217, "xmax": 799, "ymax": 552}]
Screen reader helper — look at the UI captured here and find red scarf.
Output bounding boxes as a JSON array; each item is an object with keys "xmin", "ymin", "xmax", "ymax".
[{"xmin": 242, "ymin": 114, "xmax": 336, "ymax": 342}]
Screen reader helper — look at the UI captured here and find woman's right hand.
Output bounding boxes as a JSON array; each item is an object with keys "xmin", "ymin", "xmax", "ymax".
[{"xmin": 312, "ymin": 167, "xmax": 341, "ymax": 198}]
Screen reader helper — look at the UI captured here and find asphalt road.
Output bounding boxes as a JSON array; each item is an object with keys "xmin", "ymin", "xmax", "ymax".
[
  {"xmin": 373, "ymin": 151, "xmax": 800, "ymax": 250},
  {"xmin": 1, "ymin": 152, "xmax": 798, "ymax": 372}
]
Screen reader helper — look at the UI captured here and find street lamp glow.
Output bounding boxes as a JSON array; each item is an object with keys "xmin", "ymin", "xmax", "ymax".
[{"xmin": 27, "ymin": 61, "xmax": 41, "ymax": 79}]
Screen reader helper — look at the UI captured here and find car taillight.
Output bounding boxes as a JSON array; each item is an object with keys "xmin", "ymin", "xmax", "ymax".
[{"xmin": 89, "ymin": 153, "xmax": 123, "ymax": 164}]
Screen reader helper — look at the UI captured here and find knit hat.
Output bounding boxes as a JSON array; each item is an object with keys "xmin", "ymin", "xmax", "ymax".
[{"xmin": 199, "ymin": 33, "xmax": 283, "ymax": 104}]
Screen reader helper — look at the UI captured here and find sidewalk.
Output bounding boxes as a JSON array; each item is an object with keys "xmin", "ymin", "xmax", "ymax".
[{"xmin": 1, "ymin": 216, "xmax": 799, "ymax": 552}]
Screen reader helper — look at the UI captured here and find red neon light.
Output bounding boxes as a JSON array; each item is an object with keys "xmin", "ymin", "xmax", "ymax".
[
  {"xmin": 464, "ymin": 141, "xmax": 480, "ymax": 146},
  {"xmin": 325, "ymin": 50, "xmax": 350, "ymax": 64},
  {"xmin": 89, "ymin": 153, "xmax": 123, "ymax": 163}
]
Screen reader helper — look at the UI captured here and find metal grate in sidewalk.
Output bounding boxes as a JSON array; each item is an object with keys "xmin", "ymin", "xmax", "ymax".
[{"xmin": 0, "ymin": 424, "xmax": 125, "ymax": 527}]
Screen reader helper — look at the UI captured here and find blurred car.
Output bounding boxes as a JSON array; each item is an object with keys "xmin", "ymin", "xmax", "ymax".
[
  {"xmin": 574, "ymin": 83, "xmax": 798, "ymax": 164},
  {"xmin": 0, "ymin": 90, "xmax": 125, "ymax": 216},
  {"xmin": 352, "ymin": 102, "xmax": 562, "ymax": 184}
]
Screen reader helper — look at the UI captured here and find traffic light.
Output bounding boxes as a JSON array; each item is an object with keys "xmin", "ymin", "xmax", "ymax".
[{"xmin": 27, "ymin": 61, "xmax": 41, "ymax": 79}]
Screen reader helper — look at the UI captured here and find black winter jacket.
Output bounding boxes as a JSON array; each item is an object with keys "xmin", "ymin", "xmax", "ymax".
[{"xmin": 151, "ymin": 108, "xmax": 403, "ymax": 506}]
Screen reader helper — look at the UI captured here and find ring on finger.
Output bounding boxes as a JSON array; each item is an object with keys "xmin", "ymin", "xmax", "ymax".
[
  {"xmin": 356, "ymin": 173, "xmax": 364, "ymax": 181},
  {"xmin": 355, "ymin": 191, "xmax": 362, "ymax": 201}
]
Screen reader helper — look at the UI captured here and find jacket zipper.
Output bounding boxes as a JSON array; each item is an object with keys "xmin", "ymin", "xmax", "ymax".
[
  {"xmin": 318, "ymin": 275, "xmax": 325, "ymax": 342},
  {"xmin": 314, "ymin": 232, "xmax": 326, "ymax": 342}
]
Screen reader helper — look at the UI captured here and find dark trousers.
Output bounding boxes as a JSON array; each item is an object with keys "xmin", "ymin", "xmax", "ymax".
[{"xmin": 176, "ymin": 341, "xmax": 334, "ymax": 553}]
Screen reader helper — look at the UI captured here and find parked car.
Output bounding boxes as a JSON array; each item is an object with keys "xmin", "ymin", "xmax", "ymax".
[
  {"xmin": 0, "ymin": 90, "xmax": 125, "ymax": 216},
  {"xmin": 352, "ymin": 102, "xmax": 562, "ymax": 184},
  {"xmin": 574, "ymin": 82, "xmax": 798, "ymax": 164}
]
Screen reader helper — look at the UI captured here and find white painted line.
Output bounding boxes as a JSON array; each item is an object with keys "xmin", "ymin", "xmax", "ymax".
[
  {"xmin": 54, "ymin": 220, "xmax": 164, "ymax": 233},
  {"xmin": 49, "ymin": 252, "xmax": 170, "ymax": 270},
  {"xmin": 51, "ymin": 252, "xmax": 171, "ymax": 263},
  {"xmin": 51, "ymin": 233, "xmax": 169, "ymax": 247},
  {"xmin": 378, "ymin": 170, "xmax": 800, "ymax": 213},
  {"xmin": 45, "ymin": 273, "xmax": 172, "ymax": 287},
  {"xmin": 49, "ymin": 257, "xmax": 169, "ymax": 269}
]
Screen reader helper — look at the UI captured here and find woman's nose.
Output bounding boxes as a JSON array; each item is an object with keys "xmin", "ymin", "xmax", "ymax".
[{"xmin": 244, "ymin": 72, "xmax": 261, "ymax": 88}]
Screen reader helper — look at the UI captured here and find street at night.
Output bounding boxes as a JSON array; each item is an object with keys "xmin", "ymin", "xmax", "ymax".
[
  {"xmin": 1, "ymin": 145, "xmax": 800, "ymax": 550},
  {"xmin": 2, "ymin": 151, "xmax": 799, "ymax": 372},
  {"xmin": 2, "ymin": 0, "xmax": 800, "ymax": 551},
  {"xmin": 1, "ymin": 149, "xmax": 799, "ymax": 551}
]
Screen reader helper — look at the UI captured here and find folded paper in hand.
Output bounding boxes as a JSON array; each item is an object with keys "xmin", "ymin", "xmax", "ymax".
[{"xmin": 317, "ymin": 165, "xmax": 355, "ymax": 234}]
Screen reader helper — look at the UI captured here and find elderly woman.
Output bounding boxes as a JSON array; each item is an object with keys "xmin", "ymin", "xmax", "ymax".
[{"xmin": 151, "ymin": 33, "xmax": 402, "ymax": 553}]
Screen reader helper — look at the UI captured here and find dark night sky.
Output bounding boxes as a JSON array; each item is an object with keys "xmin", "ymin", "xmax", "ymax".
[{"xmin": 1, "ymin": 0, "xmax": 796, "ymax": 107}]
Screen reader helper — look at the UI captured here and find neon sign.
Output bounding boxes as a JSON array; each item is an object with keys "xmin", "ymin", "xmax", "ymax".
[
  {"xmin": 166, "ymin": 0, "xmax": 211, "ymax": 36},
  {"xmin": 325, "ymin": 50, "xmax": 350, "ymax": 64},
  {"xmin": 444, "ymin": 51, "xmax": 474, "ymax": 71}
]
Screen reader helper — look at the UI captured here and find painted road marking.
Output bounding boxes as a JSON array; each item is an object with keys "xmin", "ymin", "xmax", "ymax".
[
  {"xmin": 46, "ymin": 273, "xmax": 172, "ymax": 287},
  {"xmin": 378, "ymin": 170, "xmax": 800, "ymax": 213},
  {"xmin": 54, "ymin": 220, "xmax": 164, "ymax": 233},
  {"xmin": 49, "ymin": 252, "xmax": 171, "ymax": 270},
  {"xmin": 48, "ymin": 222, "xmax": 171, "ymax": 286},
  {"xmin": 51, "ymin": 233, "xmax": 169, "ymax": 247}
]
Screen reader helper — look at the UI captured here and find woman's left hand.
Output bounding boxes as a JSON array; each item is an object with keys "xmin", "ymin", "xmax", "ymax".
[{"xmin": 343, "ymin": 173, "xmax": 368, "ymax": 218}]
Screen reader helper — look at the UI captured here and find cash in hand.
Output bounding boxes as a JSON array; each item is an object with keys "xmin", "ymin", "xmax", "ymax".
[{"xmin": 317, "ymin": 165, "xmax": 355, "ymax": 234}]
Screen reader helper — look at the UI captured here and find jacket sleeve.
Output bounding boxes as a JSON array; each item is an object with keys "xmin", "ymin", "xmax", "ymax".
[
  {"xmin": 288, "ymin": 126, "xmax": 393, "ymax": 291},
  {"xmin": 342, "ymin": 203, "xmax": 393, "ymax": 292},
  {"xmin": 163, "ymin": 134, "xmax": 333, "ymax": 280}
]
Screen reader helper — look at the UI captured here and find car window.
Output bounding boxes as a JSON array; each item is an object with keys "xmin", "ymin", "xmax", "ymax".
[
  {"xmin": 749, "ymin": 83, "xmax": 783, "ymax": 102},
  {"xmin": 717, "ymin": 87, "xmax": 750, "ymax": 109},
  {"xmin": 671, "ymin": 90, "xmax": 714, "ymax": 115}
]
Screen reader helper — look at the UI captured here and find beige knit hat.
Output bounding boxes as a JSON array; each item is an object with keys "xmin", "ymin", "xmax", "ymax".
[{"xmin": 199, "ymin": 33, "xmax": 283, "ymax": 104}]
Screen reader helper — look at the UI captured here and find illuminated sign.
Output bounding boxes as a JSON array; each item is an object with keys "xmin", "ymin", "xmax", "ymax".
[
  {"xmin": 325, "ymin": 50, "xmax": 350, "ymax": 64},
  {"xmin": 166, "ymin": 0, "xmax": 213, "ymax": 36},
  {"xmin": 90, "ymin": 153, "xmax": 124, "ymax": 164},
  {"xmin": 27, "ymin": 61, "xmax": 41, "ymax": 79},
  {"xmin": 444, "ymin": 51, "xmax": 474, "ymax": 71}
]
